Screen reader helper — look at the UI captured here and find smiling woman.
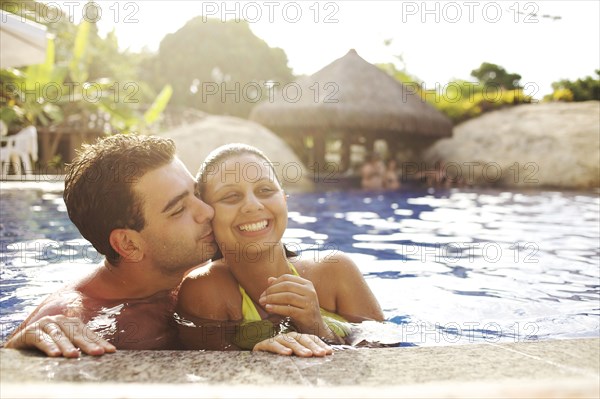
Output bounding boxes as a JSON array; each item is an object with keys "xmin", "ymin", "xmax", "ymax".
[{"xmin": 176, "ymin": 143, "xmax": 384, "ymax": 352}]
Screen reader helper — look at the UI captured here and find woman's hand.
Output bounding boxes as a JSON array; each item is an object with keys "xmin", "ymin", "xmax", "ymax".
[
  {"xmin": 258, "ymin": 274, "xmax": 328, "ymax": 335},
  {"xmin": 3, "ymin": 315, "xmax": 116, "ymax": 357},
  {"xmin": 252, "ymin": 333, "xmax": 332, "ymax": 357}
]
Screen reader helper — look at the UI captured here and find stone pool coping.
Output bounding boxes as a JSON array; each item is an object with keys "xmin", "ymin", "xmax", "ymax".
[{"xmin": 1, "ymin": 337, "xmax": 598, "ymax": 398}]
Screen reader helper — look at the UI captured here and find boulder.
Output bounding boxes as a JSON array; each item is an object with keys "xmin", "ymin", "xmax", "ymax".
[
  {"xmin": 157, "ymin": 115, "xmax": 314, "ymax": 191},
  {"xmin": 425, "ymin": 101, "xmax": 600, "ymax": 189}
]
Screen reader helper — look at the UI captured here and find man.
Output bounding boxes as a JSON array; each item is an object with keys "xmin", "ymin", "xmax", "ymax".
[{"xmin": 3, "ymin": 135, "xmax": 217, "ymax": 357}]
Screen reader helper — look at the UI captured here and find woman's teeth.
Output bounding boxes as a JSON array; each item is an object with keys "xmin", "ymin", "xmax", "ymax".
[{"xmin": 239, "ymin": 220, "xmax": 268, "ymax": 232}]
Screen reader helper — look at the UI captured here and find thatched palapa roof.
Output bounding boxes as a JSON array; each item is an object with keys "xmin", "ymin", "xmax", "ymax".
[{"xmin": 250, "ymin": 49, "xmax": 452, "ymax": 137}]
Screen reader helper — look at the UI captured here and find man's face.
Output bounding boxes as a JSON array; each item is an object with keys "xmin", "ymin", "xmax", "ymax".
[{"xmin": 133, "ymin": 158, "xmax": 216, "ymax": 275}]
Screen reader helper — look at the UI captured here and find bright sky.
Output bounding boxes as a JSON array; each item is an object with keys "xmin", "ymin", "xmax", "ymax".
[{"xmin": 46, "ymin": 1, "xmax": 600, "ymax": 98}]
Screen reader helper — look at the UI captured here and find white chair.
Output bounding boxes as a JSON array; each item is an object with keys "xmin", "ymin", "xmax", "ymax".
[{"xmin": 0, "ymin": 126, "xmax": 38, "ymax": 178}]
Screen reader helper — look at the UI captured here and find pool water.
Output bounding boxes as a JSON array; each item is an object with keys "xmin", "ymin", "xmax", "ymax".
[{"xmin": 1, "ymin": 182, "xmax": 599, "ymax": 346}]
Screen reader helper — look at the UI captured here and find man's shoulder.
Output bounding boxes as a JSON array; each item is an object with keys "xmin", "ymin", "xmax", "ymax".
[{"xmin": 24, "ymin": 288, "xmax": 85, "ymax": 324}]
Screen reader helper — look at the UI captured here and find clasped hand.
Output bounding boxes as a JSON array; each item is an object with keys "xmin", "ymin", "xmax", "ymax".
[{"xmin": 258, "ymin": 274, "xmax": 333, "ymax": 340}]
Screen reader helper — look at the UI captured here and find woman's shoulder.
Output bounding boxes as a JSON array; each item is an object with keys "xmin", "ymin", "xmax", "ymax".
[
  {"xmin": 292, "ymin": 250, "xmax": 359, "ymax": 278},
  {"xmin": 178, "ymin": 260, "xmax": 239, "ymax": 317},
  {"xmin": 182, "ymin": 260, "xmax": 236, "ymax": 291}
]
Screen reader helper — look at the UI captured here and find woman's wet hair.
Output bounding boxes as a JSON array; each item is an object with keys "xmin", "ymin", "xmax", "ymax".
[{"xmin": 196, "ymin": 143, "xmax": 282, "ymax": 197}]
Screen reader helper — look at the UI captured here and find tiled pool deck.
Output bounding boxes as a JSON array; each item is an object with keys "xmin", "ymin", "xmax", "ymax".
[{"xmin": 1, "ymin": 338, "xmax": 598, "ymax": 398}]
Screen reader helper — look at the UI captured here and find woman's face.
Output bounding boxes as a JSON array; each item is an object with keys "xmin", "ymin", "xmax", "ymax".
[{"xmin": 201, "ymin": 153, "xmax": 287, "ymax": 258}]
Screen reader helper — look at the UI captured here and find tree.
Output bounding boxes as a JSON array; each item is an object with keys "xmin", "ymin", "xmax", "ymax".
[
  {"xmin": 471, "ymin": 62, "xmax": 522, "ymax": 90},
  {"xmin": 379, "ymin": 62, "xmax": 532, "ymax": 124},
  {"xmin": 151, "ymin": 18, "xmax": 294, "ymax": 118},
  {"xmin": 548, "ymin": 70, "xmax": 600, "ymax": 102},
  {"xmin": 1, "ymin": 3, "xmax": 172, "ymax": 167}
]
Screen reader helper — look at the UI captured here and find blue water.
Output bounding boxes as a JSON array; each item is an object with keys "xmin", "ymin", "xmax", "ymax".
[{"xmin": 1, "ymin": 182, "xmax": 599, "ymax": 346}]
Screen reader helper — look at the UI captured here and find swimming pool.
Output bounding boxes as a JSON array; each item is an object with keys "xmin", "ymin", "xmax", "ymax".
[{"xmin": 1, "ymin": 182, "xmax": 599, "ymax": 346}]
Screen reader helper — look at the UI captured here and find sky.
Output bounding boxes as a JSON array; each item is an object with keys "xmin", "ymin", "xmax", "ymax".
[{"xmin": 44, "ymin": 1, "xmax": 600, "ymax": 98}]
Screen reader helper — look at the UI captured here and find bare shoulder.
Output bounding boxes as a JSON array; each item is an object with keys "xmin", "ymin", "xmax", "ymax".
[
  {"xmin": 177, "ymin": 260, "xmax": 238, "ymax": 319},
  {"xmin": 294, "ymin": 250, "xmax": 361, "ymax": 279}
]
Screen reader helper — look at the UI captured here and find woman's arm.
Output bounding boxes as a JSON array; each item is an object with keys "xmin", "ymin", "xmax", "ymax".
[
  {"xmin": 176, "ymin": 271, "xmax": 237, "ymax": 350},
  {"xmin": 323, "ymin": 252, "xmax": 384, "ymax": 322},
  {"xmin": 257, "ymin": 251, "xmax": 384, "ymax": 341}
]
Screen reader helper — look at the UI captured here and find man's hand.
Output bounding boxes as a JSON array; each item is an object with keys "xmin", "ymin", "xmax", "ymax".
[
  {"xmin": 3, "ymin": 315, "xmax": 116, "ymax": 358},
  {"xmin": 252, "ymin": 332, "xmax": 332, "ymax": 357}
]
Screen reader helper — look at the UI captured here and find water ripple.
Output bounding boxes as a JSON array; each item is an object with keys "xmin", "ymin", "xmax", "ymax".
[{"xmin": 1, "ymin": 186, "xmax": 598, "ymax": 344}]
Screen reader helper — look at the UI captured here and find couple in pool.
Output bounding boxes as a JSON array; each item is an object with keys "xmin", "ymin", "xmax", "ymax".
[{"xmin": 3, "ymin": 135, "xmax": 383, "ymax": 357}]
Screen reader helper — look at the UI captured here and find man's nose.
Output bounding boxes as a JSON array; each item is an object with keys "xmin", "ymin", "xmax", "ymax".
[{"xmin": 192, "ymin": 196, "xmax": 214, "ymax": 223}]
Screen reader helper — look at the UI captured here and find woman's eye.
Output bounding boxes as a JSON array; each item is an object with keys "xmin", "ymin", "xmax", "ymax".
[
  {"xmin": 221, "ymin": 193, "xmax": 240, "ymax": 202},
  {"xmin": 259, "ymin": 187, "xmax": 275, "ymax": 194}
]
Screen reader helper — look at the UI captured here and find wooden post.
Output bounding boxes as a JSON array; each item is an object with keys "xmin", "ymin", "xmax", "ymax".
[
  {"xmin": 340, "ymin": 135, "xmax": 350, "ymax": 172},
  {"xmin": 314, "ymin": 132, "xmax": 326, "ymax": 171}
]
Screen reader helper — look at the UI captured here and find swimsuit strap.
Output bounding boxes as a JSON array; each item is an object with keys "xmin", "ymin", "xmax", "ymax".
[
  {"xmin": 238, "ymin": 261, "xmax": 298, "ymax": 323},
  {"xmin": 287, "ymin": 261, "xmax": 300, "ymax": 276},
  {"xmin": 239, "ymin": 285, "xmax": 261, "ymax": 322}
]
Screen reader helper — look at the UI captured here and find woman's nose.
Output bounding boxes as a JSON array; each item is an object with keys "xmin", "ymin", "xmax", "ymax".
[{"xmin": 241, "ymin": 193, "xmax": 264, "ymax": 213}]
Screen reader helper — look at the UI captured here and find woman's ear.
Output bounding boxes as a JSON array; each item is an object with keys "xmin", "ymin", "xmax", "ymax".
[{"xmin": 109, "ymin": 229, "xmax": 144, "ymax": 263}]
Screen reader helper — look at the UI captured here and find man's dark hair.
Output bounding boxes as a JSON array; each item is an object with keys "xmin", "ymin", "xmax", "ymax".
[{"xmin": 64, "ymin": 134, "xmax": 176, "ymax": 264}]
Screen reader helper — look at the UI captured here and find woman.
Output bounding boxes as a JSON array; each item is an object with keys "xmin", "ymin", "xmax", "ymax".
[{"xmin": 176, "ymin": 144, "xmax": 384, "ymax": 355}]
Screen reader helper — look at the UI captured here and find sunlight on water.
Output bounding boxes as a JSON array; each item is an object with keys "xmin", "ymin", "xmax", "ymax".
[{"xmin": 1, "ymin": 183, "xmax": 598, "ymax": 346}]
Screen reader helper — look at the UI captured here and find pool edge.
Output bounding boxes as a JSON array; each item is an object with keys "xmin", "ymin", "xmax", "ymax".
[{"xmin": 1, "ymin": 337, "xmax": 598, "ymax": 398}]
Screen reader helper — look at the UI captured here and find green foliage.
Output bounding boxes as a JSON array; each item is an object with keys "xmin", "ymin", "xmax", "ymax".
[
  {"xmin": 471, "ymin": 62, "xmax": 522, "ymax": 90},
  {"xmin": 143, "ymin": 85, "xmax": 173, "ymax": 126},
  {"xmin": 379, "ymin": 60, "xmax": 530, "ymax": 124},
  {"xmin": 551, "ymin": 88, "xmax": 574, "ymax": 102},
  {"xmin": 425, "ymin": 84, "xmax": 532, "ymax": 124},
  {"xmin": 150, "ymin": 18, "xmax": 294, "ymax": 118},
  {"xmin": 1, "ymin": 4, "xmax": 171, "ymax": 136},
  {"xmin": 69, "ymin": 17, "xmax": 91, "ymax": 83},
  {"xmin": 377, "ymin": 62, "xmax": 423, "ymax": 85},
  {"xmin": 547, "ymin": 71, "xmax": 600, "ymax": 102},
  {"xmin": 1, "ymin": 41, "xmax": 66, "ymax": 129},
  {"xmin": 1, "ymin": 1, "xmax": 172, "ymax": 170}
]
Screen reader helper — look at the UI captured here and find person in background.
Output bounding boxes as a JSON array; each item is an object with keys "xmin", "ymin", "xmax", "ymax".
[
  {"xmin": 361, "ymin": 152, "xmax": 385, "ymax": 190},
  {"xmin": 384, "ymin": 158, "xmax": 400, "ymax": 191},
  {"xmin": 176, "ymin": 144, "xmax": 384, "ymax": 354}
]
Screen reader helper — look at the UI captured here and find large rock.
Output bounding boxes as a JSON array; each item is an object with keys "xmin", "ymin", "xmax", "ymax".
[
  {"xmin": 425, "ymin": 101, "xmax": 600, "ymax": 189},
  {"xmin": 157, "ymin": 115, "xmax": 313, "ymax": 191}
]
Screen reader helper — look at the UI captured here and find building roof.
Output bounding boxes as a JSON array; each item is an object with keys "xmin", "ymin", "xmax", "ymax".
[{"xmin": 250, "ymin": 49, "xmax": 452, "ymax": 137}]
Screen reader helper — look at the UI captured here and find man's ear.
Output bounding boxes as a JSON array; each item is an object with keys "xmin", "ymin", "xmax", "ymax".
[{"xmin": 109, "ymin": 229, "xmax": 144, "ymax": 263}]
